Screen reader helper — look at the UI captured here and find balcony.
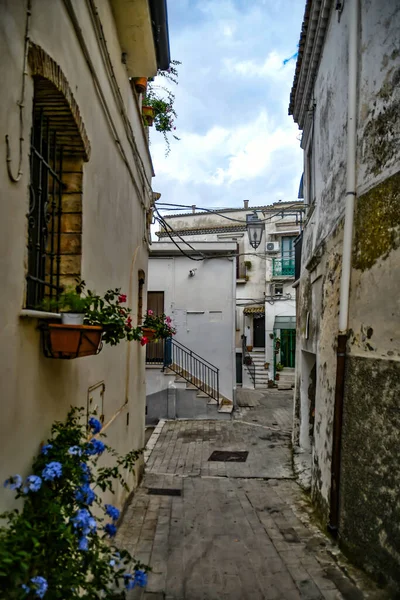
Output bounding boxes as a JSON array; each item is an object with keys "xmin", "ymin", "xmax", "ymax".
[{"xmin": 272, "ymin": 255, "xmax": 295, "ymax": 277}]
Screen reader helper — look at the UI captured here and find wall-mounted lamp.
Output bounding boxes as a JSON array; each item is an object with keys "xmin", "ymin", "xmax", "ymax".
[{"xmin": 246, "ymin": 212, "xmax": 264, "ymax": 250}]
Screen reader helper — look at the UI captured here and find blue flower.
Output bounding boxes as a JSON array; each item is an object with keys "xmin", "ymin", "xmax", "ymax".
[
  {"xmin": 109, "ymin": 552, "xmax": 120, "ymax": 567},
  {"xmin": 23, "ymin": 475, "xmax": 42, "ymax": 493},
  {"xmin": 68, "ymin": 446, "xmax": 82, "ymax": 456},
  {"xmin": 104, "ymin": 523, "xmax": 117, "ymax": 537},
  {"xmin": 78, "ymin": 536, "xmax": 89, "ymax": 551},
  {"xmin": 22, "ymin": 576, "xmax": 48, "ymax": 598},
  {"xmin": 71, "ymin": 508, "xmax": 97, "ymax": 536},
  {"xmin": 124, "ymin": 571, "xmax": 147, "ymax": 590},
  {"xmin": 80, "ymin": 462, "xmax": 91, "ymax": 483},
  {"xmin": 85, "ymin": 439, "xmax": 106, "ymax": 456},
  {"xmin": 134, "ymin": 570, "xmax": 148, "ymax": 588},
  {"xmin": 88, "ymin": 417, "xmax": 102, "ymax": 434},
  {"xmin": 42, "ymin": 461, "xmax": 62, "ymax": 481},
  {"xmin": 105, "ymin": 504, "xmax": 120, "ymax": 521},
  {"xmin": 75, "ymin": 483, "xmax": 96, "ymax": 506},
  {"xmin": 4, "ymin": 475, "xmax": 22, "ymax": 490},
  {"xmin": 41, "ymin": 444, "xmax": 53, "ymax": 456}
]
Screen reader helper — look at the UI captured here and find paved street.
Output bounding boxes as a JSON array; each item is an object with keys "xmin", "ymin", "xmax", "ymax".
[{"xmin": 116, "ymin": 390, "xmax": 387, "ymax": 600}]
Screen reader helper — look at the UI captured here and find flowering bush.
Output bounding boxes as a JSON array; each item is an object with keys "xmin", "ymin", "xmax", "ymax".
[
  {"xmin": 0, "ymin": 409, "xmax": 148, "ymax": 598},
  {"xmin": 142, "ymin": 310, "xmax": 176, "ymax": 340}
]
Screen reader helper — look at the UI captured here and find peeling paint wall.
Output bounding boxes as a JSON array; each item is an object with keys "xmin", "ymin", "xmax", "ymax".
[{"xmin": 293, "ymin": 0, "xmax": 400, "ymax": 557}]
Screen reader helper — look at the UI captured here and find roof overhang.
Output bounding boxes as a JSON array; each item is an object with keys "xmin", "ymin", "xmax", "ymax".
[
  {"xmin": 150, "ymin": 241, "xmax": 237, "ymax": 257},
  {"xmin": 243, "ymin": 306, "xmax": 265, "ymax": 315},
  {"xmin": 110, "ymin": 0, "xmax": 170, "ymax": 78},
  {"xmin": 288, "ymin": 0, "xmax": 333, "ymax": 128}
]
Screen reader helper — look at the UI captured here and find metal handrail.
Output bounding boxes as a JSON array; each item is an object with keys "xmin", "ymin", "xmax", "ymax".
[
  {"xmin": 242, "ymin": 336, "xmax": 256, "ymax": 387},
  {"xmin": 163, "ymin": 338, "xmax": 220, "ymax": 403}
]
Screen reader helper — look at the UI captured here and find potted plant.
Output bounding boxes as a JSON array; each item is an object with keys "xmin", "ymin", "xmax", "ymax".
[
  {"xmin": 141, "ymin": 310, "xmax": 176, "ymax": 342},
  {"xmin": 244, "ymin": 261, "xmax": 252, "ymax": 271},
  {"xmin": 276, "ymin": 362, "xmax": 284, "ymax": 371},
  {"xmin": 246, "ymin": 345, "xmax": 253, "ymax": 352},
  {"xmin": 142, "ymin": 60, "xmax": 181, "ymax": 156},
  {"xmin": 133, "ymin": 77, "xmax": 147, "ymax": 95},
  {"xmin": 41, "ymin": 281, "xmax": 142, "ymax": 359},
  {"xmin": 244, "ymin": 356, "xmax": 252, "ymax": 366},
  {"xmin": 275, "ymin": 373, "xmax": 280, "ymax": 381},
  {"xmin": 268, "ymin": 379, "xmax": 275, "ymax": 388}
]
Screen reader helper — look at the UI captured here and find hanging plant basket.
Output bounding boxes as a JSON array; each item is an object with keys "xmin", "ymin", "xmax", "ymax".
[
  {"xmin": 244, "ymin": 356, "xmax": 252, "ymax": 366},
  {"xmin": 142, "ymin": 105, "xmax": 155, "ymax": 126},
  {"xmin": 41, "ymin": 324, "xmax": 103, "ymax": 359},
  {"xmin": 134, "ymin": 77, "xmax": 147, "ymax": 95},
  {"xmin": 141, "ymin": 326, "xmax": 157, "ymax": 341}
]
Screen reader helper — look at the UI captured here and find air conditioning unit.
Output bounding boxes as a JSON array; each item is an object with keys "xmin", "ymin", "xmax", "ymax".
[{"xmin": 266, "ymin": 241, "xmax": 280, "ymax": 253}]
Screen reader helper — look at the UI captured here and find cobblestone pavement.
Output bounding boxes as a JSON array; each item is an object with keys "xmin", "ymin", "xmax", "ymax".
[{"xmin": 116, "ymin": 390, "xmax": 387, "ymax": 600}]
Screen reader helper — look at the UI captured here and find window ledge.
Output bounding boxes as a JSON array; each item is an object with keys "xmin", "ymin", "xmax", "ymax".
[
  {"xmin": 20, "ymin": 309, "xmax": 61, "ymax": 320},
  {"xmin": 236, "ymin": 278, "xmax": 248, "ymax": 284}
]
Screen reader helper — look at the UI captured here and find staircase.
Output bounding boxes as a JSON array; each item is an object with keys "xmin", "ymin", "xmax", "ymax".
[
  {"xmin": 146, "ymin": 338, "xmax": 233, "ymax": 422},
  {"xmin": 249, "ymin": 351, "xmax": 270, "ymax": 389},
  {"xmin": 277, "ymin": 367, "xmax": 295, "ymax": 390}
]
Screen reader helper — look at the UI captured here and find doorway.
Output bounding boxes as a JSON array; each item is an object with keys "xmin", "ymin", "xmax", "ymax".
[
  {"xmin": 236, "ymin": 352, "xmax": 243, "ymax": 384},
  {"xmin": 146, "ymin": 291, "xmax": 164, "ymax": 363},
  {"xmin": 253, "ymin": 315, "xmax": 265, "ymax": 348},
  {"xmin": 280, "ymin": 329, "xmax": 296, "ymax": 367}
]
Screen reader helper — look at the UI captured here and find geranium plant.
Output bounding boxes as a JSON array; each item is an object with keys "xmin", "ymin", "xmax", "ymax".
[
  {"xmin": 0, "ymin": 408, "xmax": 148, "ymax": 599},
  {"xmin": 142, "ymin": 310, "xmax": 176, "ymax": 343}
]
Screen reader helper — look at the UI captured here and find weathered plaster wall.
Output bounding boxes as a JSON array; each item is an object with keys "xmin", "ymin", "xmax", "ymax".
[
  {"xmin": 294, "ymin": 1, "xmax": 400, "ymax": 528},
  {"xmin": 340, "ymin": 355, "xmax": 400, "ymax": 591},
  {"xmin": 0, "ymin": 0, "xmax": 152, "ymax": 512}
]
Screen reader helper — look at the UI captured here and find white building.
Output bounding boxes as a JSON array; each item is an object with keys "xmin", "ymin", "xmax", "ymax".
[
  {"xmin": 146, "ymin": 241, "xmax": 236, "ymax": 421},
  {"xmin": 158, "ymin": 200, "xmax": 304, "ymax": 388}
]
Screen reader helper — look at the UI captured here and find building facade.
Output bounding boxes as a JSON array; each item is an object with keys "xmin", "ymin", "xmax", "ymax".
[
  {"xmin": 145, "ymin": 241, "xmax": 236, "ymax": 421},
  {"xmin": 290, "ymin": 0, "xmax": 400, "ymax": 589},
  {"xmin": 0, "ymin": 0, "xmax": 169, "ymax": 512},
  {"xmin": 158, "ymin": 200, "xmax": 304, "ymax": 388}
]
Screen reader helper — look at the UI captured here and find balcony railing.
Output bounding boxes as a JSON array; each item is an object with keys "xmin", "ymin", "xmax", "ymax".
[{"xmin": 272, "ymin": 254, "xmax": 295, "ymax": 277}]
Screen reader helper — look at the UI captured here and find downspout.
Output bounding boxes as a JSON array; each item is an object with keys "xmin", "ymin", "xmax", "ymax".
[{"xmin": 328, "ymin": 0, "xmax": 359, "ymax": 535}]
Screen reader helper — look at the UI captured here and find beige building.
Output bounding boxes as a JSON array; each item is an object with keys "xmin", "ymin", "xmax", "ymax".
[
  {"xmin": 0, "ymin": 0, "xmax": 170, "ymax": 512},
  {"xmin": 290, "ymin": 0, "xmax": 400, "ymax": 589}
]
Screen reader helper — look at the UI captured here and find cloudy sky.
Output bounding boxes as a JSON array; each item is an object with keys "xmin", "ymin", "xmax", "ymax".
[{"xmin": 150, "ymin": 0, "xmax": 305, "ymax": 213}]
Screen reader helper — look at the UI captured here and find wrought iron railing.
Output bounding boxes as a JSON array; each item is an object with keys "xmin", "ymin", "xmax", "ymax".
[
  {"xmin": 162, "ymin": 338, "xmax": 220, "ymax": 403},
  {"xmin": 272, "ymin": 254, "xmax": 295, "ymax": 277},
  {"xmin": 242, "ymin": 336, "xmax": 256, "ymax": 387}
]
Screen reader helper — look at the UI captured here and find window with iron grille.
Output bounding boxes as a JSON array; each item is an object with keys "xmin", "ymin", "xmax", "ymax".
[{"xmin": 26, "ymin": 108, "xmax": 64, "ymax": 308}]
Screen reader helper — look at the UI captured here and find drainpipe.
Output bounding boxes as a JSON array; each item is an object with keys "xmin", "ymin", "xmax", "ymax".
[{"xmin": 328, "ymin": 0, "xmax": 359, "ymax": 535}]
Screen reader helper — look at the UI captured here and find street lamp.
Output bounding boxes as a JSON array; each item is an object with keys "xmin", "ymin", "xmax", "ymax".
[{"xmin": 246, "ymin": 212, "xmax": 264, "ymax": 250}]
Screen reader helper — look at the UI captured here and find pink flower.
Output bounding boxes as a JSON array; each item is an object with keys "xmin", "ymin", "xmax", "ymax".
[
  {"xmin": 147, "ymin": 310, "xmax": 154, "ymax": 316},
  {"xmin": 165, "ymin": 316, "xmax": 171, "ymax": 325},
  {"xmin": 118, "ymin": 294, "xmax": 127, "ymax": 303},
  {"xmin": 126, "ymin": 316, "xmax": 132, "ymax": 330},
  {"xmin": 140, "ymin": 336, "xmax": 149, "ymax": 346}
]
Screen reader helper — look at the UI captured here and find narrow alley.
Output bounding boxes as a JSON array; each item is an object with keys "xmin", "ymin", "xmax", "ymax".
[{"xmin": 116, "ymin": 391, "xmax": 386, "ymax": 600}]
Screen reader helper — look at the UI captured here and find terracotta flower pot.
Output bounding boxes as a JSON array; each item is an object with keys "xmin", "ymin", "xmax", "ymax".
[
  {"xmin": 142, "ymin": 105, "xmax": 155, "ymax": 126},
  {"xmin": 141, "ymin": 326, "xmax": 157, "ymax": 341},
  {"xmin": 275, "ymin": 373, "xmax": 280, "ymax": 381},
  {"xmin": 246, "ymin": 345, "xmax": 253, "ymax": 352},
  {"xmin": 42, "ymin": 324, "xmax": 103, "ymax": 359},
  {"xmin": 134, "ymin": 77, "xmax": 147, "ymax": 94}
]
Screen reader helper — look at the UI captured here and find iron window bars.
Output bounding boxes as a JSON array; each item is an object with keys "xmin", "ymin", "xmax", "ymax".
[{"xmin": 26, "ymin": 108, "xmax": 64, "ymax": 309}]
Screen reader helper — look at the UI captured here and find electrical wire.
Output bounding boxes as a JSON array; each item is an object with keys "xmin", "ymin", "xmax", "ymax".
[{"xmin": 155, "ymin": 201, "xmax": 305, "ymax": 224}]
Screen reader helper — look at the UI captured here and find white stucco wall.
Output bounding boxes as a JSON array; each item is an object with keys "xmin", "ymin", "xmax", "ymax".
[
  {"xmin": 0, "ymin": 0, "xmax": 154, "ymax": 512},
  {"xmin": 147, "ymin": 243, "xmax": 236, "ymax": 401}
]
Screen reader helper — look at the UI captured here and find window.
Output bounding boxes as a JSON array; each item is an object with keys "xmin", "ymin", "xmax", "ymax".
[
  {"xmin": 306, "ymin": 137, "xmax": 315, "ymax": 206},
  {"xmin": 274, "ymin": 284, "xmax": 283, "ymax": 296},
  {"xmin": 26, "ymin": 111, "xmax": 65, "ymax": 308},
  {"xmin": 25, "ymin": 45, "xmax": 90, "ymax": 309}
]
